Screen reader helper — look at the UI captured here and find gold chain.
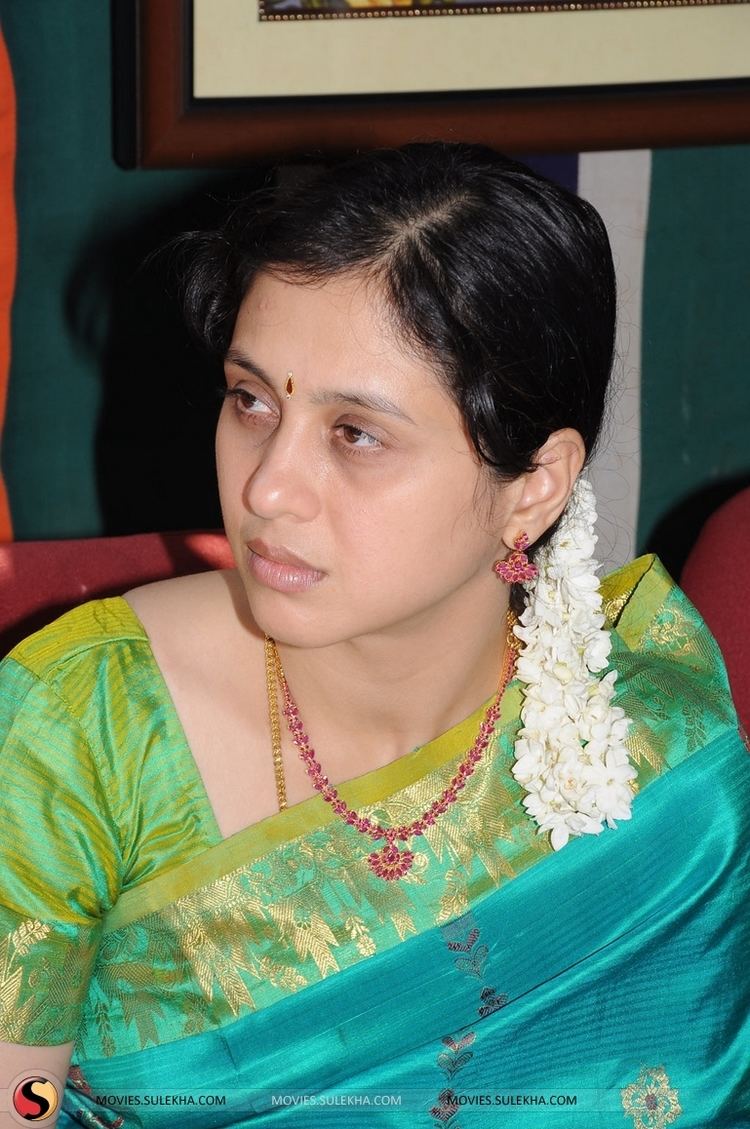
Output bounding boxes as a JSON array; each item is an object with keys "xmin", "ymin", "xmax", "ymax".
[
  {"xmin": 265, "ymin": 631, "xmax": 288, "ymax": 811},
  {"xmin": 266, "ymin": 612, "xmax": 517, "ymax": 814}
]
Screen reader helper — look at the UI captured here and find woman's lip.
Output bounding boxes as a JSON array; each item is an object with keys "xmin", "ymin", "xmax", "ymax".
[
  {"xmin": 246, "ymin": 541, "xmax": 325, "ymax": 593},
  {"xmin": 246, "ymin": 538, "xmax": 319, "ymax": 571}
]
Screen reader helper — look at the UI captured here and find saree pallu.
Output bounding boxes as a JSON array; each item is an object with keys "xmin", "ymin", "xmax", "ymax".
[{"xmin": 1, "ymin": 555, "xmax": 748, "ymax": 1127}]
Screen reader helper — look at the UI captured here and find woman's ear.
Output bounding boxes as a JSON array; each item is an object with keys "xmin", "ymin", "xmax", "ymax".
[{"xmin": 500, "ymin": 429, "xmax": 586, "ymax": 550}]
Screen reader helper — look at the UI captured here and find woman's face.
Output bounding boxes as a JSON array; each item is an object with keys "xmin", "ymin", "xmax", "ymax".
[{"xmin": 216, "ymin": 270, "xmax": 517, "ymax": 648}]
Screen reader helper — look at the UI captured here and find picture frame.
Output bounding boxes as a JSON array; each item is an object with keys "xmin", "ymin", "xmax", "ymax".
[{"xmin": 114, "ymin": 0, "xmax": 750, "ymax": 168}]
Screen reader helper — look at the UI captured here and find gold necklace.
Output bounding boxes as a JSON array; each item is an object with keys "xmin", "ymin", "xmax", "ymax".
[{"xmin": 265, "ymin": 613, "xmax": 518, "ymax": 880}]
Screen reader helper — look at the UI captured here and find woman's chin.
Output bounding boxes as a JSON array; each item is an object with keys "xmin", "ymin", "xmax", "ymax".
[{"xmin": 241, "ymin": 591, "xmax": 349, "ymax": 651}]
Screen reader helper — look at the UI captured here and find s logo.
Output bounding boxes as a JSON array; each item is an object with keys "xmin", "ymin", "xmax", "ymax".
[{"xmin": 12, "ymin": 1076, "xmax": 60, "ymax": 1122}]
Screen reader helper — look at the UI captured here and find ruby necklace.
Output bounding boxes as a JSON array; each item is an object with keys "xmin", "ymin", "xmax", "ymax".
[{"xmin": 265, "ymin": 614, "xmax": 518, "ymax": 881}]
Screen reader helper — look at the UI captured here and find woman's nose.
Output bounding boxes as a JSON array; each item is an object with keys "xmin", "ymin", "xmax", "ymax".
[{"xmin": 244, "ymin": 426, "xmax": 320, "ymax": 523}]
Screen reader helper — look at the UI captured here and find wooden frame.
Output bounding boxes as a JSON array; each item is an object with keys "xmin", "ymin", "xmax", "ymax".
[{"xmin": 114, "ymin": 0, "xmax": 750, "ymax": 168}]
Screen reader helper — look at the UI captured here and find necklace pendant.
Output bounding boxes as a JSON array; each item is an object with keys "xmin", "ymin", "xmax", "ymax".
[{"xmin": 368, "ymin": 840, "xmax": 415, "ymax": 881}]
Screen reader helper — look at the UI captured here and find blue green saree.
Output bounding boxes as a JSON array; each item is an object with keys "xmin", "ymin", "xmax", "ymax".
[{"xmin": 0, "ymin": 555, "xmax": 748, "ymax": 1126}]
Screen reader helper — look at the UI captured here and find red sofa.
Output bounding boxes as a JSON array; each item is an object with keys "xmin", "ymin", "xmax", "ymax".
[{"xmin": 681, "ymin": 487, "xmax": 750, "ymax": 732}]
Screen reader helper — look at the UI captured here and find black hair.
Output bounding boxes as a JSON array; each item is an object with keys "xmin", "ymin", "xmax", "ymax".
[{"xmin": 180, "ymin": 140, "xmax": 615, "ymax": 514}]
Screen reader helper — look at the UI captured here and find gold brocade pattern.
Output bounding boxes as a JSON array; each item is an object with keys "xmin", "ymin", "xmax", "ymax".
[
  {"xmin": 0, "ymin": 919, "xmax": 50, "ymax": 1041},
  {"xmin": 621, "ymin": 1065, "xmax": 682, "ymax": 1128},
  {"xmin": 77, "ymin": 717, "xmax": 537, "ymax": 1056},
  {"xmin": 599, "ymin": 557, "xmax": 645, "ymax": 626},
  {"xmin": 601, "ymin": 586, "xmax": 632, "ymax": 627},
  {"xmin": 0, "ymin": 917, "xmax": 96, "ymax": 1044}
]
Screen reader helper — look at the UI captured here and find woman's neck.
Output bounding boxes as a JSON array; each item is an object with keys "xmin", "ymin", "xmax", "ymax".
[{"xmin": 273, "ymin": 585, "xmax": 512, "ymax": 775}]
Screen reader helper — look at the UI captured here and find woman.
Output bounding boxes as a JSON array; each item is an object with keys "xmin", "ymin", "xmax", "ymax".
[{"xmin": 0, "ymin": 143, "xmax": 747, "ymax": 1127}]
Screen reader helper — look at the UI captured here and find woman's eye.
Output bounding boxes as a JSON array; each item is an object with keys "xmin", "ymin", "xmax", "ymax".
[
  {"xmin": 223, "ymin": 386, "xmax": 275, "ymax": 421},
  {"xmin": 336, "ymin": 424, "xmax": 383, "ymax": 455}
]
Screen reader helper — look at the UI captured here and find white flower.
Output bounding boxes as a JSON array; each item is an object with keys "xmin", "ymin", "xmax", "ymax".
[
  {"xmin": 511, "ymin": 477, "xmax": 636, "ymax": 851},
  {"xmin": 583, "ymin": 632, "xmax": 612, "ymax": 672}
]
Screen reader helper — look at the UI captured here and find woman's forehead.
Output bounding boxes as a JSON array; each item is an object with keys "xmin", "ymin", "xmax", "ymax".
[
  {"xmin": 230, "ymin": 271, "xmax": 449, "ymax": 411},
  {"xmin": 236, "ymin": 270, "xmax": 388, "ymax": 335}
]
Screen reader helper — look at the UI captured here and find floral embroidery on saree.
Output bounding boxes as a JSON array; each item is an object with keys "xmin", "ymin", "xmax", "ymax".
[
  {"xmin": 477, "ymin": 986, "xmax": 508, "ymax": 1017},
  {"xmin": 430, "ymin": 1033, "xmax": 476, "ymax": 1127},
  {"xmin": 428, "ymin": 910, "xmax": 509, "ymax": 1127},
  {"xmin": 442, "ymin": 909, "xmax": 509, "ymax": 1025},
  {"xmin": 621, "ymin": 1065, "xmax": 682, "ymax": 1128},
  {"xmin": 430, "ymin": 1090, "xmax": 462, "ymax": 1126},
  {"xmin": 436, "ymin": 1032, "xmax": 476, "ymax": 1081}
]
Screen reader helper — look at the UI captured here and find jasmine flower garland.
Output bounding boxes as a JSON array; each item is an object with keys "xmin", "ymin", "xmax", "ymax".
[{"xmin": 511, "ymin": 477, "xmax": 637, "ymax": 850}]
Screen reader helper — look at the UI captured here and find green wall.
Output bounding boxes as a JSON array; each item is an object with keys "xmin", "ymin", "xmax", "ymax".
[
  {"xmin": 0, "ymin": 1, "xmax": 253, "ymax": 538},
  {"xmin": 640, "ymin": 146, "xmax": 750, "ymax": 570}
]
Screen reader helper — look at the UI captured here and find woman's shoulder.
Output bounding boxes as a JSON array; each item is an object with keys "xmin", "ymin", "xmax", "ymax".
[
  {"xmin": 122, "ymin": 565, "xmax": 246, "ymax": 628},
  {"xmin": 599, "ymin": 552, "xmax": 673, "ymax": 630},
  {"xmin": 1, "ymin": 570, "xmax": 256, "ymax": 738},
  {"xmin": 602, "ymin": 553, "xmax": 739, "ymax": 773},
  {"xmin": 1, "ymin": 574, "xmax": 234, "ymax": 869},
  {"xmin": 601, "ymin": 553, "xmax": 728, "ymax": 676},
  {"xmin": 5, "ymin": 567, "xmax": 250, "ymax": 676},
  {"xmin": 4, "ymin": 594, "xmax": 148, "ymax": 686},
  {"xmin": 121, "ymin": 567, "xmax": 259, "ymax": 674}
]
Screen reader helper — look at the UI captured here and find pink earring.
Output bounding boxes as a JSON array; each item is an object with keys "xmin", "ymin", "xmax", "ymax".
[{"xmin": 493, "ymin": 532, "xmax": 539, "ymax": 583}]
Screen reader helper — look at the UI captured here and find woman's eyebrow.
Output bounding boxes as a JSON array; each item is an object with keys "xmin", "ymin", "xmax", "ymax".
[
  {"xmin": 309, "ymin": 389, "xmax": 415, "ymax": 425},
  {"xmin": 225, "ymin": 349, "xmax": 275, "ymax": 388},
  {"xmin": 225, "ymin": 348, "xmax": 415, "ymax": 424}
]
